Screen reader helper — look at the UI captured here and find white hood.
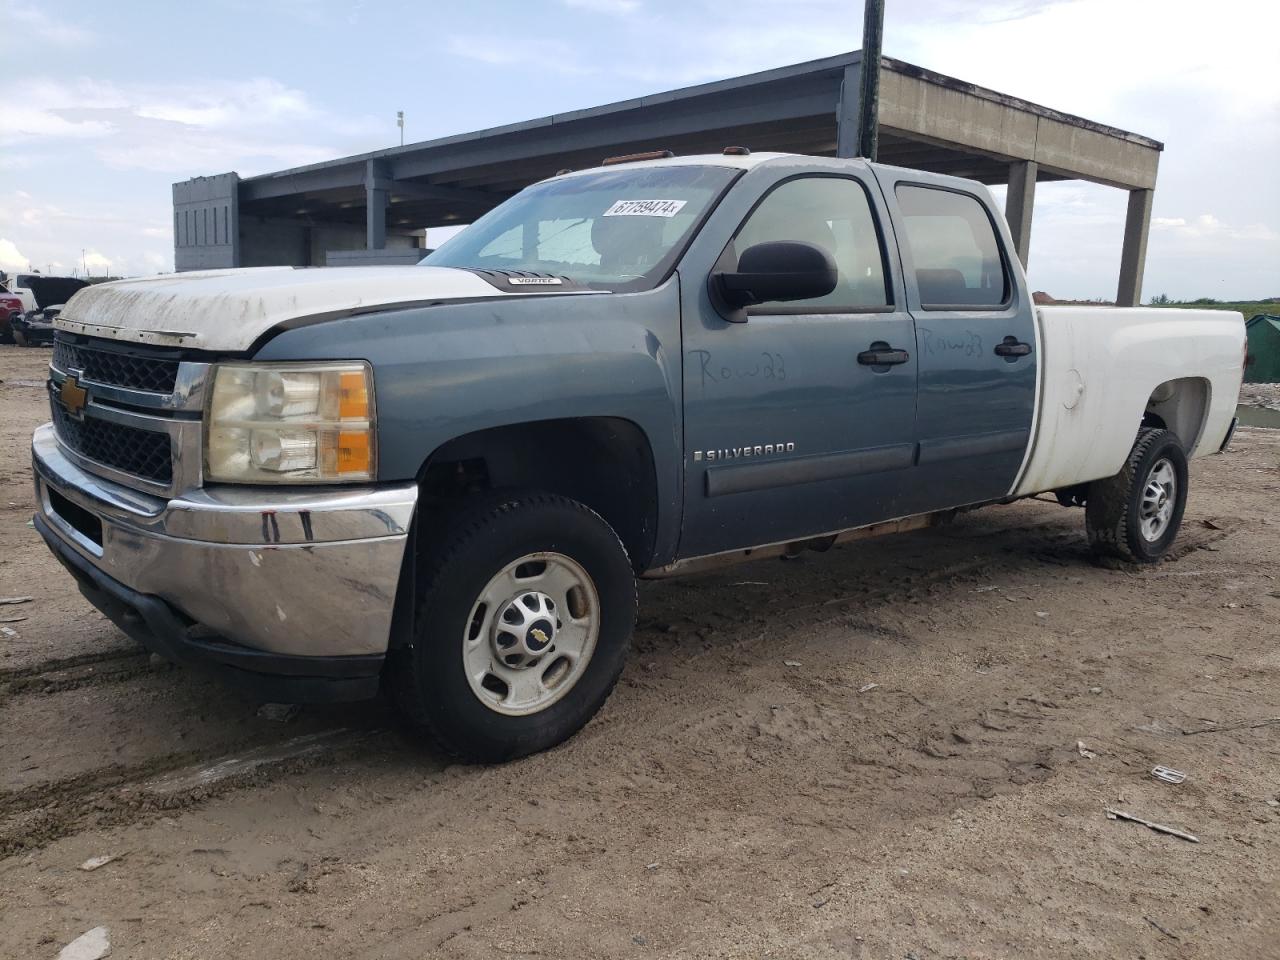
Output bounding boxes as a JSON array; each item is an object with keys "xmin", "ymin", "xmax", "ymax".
[{"xmin": 55, "ymin": 265, "xmax": 508, "ymax": 351}]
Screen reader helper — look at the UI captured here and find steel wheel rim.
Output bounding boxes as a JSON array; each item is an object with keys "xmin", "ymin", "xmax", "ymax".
[
  {"xmin": 1138, "ymin": 457, "xmax": 1177, "ymax": 541},
  {"xmin": 462, "ymin": 552, "xmax": 600, "ymax": 717}
]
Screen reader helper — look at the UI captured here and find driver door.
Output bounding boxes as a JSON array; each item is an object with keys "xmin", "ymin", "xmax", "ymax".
[{"xmin": 677, "ymin": 171, "xmax": 919, "ymax": 559}]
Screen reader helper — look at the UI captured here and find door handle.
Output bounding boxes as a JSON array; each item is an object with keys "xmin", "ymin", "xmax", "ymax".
[
  {"xmin": 857, "ymin": 346, "xmax": 910, "ymax": 366},
  {"xmin": 994, "ymin": 337, "xmax": 1032, "ymax": 358}
]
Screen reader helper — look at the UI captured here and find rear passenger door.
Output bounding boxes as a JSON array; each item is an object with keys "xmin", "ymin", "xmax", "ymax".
[{"xmin": 873, "ymin": 171, "xmax": 1038, "ymax": 514}]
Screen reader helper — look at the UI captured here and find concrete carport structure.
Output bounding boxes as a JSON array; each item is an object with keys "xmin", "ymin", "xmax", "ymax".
[{"xmin": 173, "ymin": 51, "xmax": 1162, "ymax": 305}]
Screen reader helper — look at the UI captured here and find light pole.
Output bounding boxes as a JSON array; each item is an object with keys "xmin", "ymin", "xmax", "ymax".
[
  {"xmin": 857, "ymin": 0, "xmax": 884, "ymax": 161},
  {"xmin": 397, "ymin": 111, "xmax": 404, "ymax": 147}
]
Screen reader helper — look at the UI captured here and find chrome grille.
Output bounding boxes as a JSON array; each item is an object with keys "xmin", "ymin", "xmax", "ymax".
[
  {"xmin": 50, "ymin": 399, "xmax": 173, "ymax": 484},
  {"xmin": 53, "ymin": 337, "xmax": 179, "ymax": 393},
  {"xmin": 47, "ymin": 336, "xmax": 209, "ymax": 495}
]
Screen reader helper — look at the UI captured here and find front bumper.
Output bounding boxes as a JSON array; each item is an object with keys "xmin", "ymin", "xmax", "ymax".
[{"xmin": 32, "ymin": 423, "xmax": 417, "ymax": 701}]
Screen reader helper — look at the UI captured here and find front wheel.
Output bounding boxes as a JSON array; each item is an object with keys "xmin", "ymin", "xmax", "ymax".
[
  {"xmin": 389, "ymin": 492, "xmax": 636, "ymax": 763},
  {"xmin": 1085, "ymin": 427, "xmax": 1188, "ymax": 563}
]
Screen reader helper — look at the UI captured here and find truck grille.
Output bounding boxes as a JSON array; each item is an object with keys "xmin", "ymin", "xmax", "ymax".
[
  {"xmin": 51, "ymin": 398, "xmax": 174, "ymax": 484},
  {"xmin": 53, "ymin": 338, "xmax": 179, "ymax": 393}
]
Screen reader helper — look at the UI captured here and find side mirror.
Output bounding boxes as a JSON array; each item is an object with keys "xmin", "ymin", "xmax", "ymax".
[{"xmin": 711, "ymin": 240, "xmax": 837, "ymax": 322}]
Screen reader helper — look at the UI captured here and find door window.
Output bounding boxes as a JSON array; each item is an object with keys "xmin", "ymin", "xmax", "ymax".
[
  {"xmin": 895, "ymin": 185, "xmax": 1009, "ymax": 309},
  {"xmin": 727, "ymin": 177, "xmax": 890, "ymax": 311}
]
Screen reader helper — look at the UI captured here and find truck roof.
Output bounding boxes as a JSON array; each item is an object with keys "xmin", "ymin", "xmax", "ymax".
[{"xmin": 552, "ymin": 151, "xmax": 803, "ymax": 179}]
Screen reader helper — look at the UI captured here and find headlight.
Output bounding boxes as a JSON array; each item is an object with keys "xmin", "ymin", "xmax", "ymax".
[{"xmin": 205, "ymin": 362, "xmax": 376, "ymax": 483}]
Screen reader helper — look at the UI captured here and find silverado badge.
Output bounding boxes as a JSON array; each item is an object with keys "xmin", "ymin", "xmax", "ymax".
[{"xmin": 60, "ymin": 376, "xmax": 89, "ymax": 417}]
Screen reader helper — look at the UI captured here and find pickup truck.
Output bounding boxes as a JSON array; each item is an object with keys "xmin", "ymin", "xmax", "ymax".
[{"xmin": 32, "ymin": 150, "xmax": 1245, "ymax": 762}]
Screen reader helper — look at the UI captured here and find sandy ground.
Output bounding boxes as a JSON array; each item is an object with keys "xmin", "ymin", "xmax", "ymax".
[{"xmin": 2, "ymin": 341, "xmax": 1278, "ymax": 959}]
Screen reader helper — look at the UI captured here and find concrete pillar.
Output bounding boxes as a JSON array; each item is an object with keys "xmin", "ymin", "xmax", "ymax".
[
  {"xmin": 835, "ymin": 64, "xmax": 860, "ymax": 158},
  {"xmin": 1116, "ymin": 188, "xmax": 1153, "ymax": 307},
  {"xmin": 365, "ymin": 159, "xmax": 388, "ymax": 250},
  {"xmin": 1005, "ymin": 160, "xmax": 1037, "ymax": 269}
]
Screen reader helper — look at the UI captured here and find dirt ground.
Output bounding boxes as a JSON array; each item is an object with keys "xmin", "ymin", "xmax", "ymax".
[{"xmin": 2, "ymin": 342, "xmax": 1278, "ymax": 960}]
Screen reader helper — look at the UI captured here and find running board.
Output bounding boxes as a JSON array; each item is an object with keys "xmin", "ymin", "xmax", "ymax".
[{"xmin": 642, "ymin": 509, "xmax": 960, "ymax": 579}]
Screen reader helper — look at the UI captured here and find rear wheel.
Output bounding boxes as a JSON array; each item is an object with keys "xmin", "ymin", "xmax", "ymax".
[
  {"xmin": 1085, "ymin": 427, "xmax": 1188, "ymax": 563},
  {"xmin": 389, "ymin": 492, "xmax": 635, "ymax": 762}
]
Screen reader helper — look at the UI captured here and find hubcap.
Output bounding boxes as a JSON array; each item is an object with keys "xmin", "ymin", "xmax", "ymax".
[
  {"xmin": 1139, "ymin": 458, "xmax": 1177, "ymax": 542},
  {"xmin": 463, "ymin": 552, "xmax": 600, "ymax": 716}
]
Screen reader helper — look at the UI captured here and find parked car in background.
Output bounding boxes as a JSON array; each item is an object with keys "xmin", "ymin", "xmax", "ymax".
[
  {"xmin": 10, "ymin": 276, "xmax": 89, "ymax": 347},
  {"xmin": 7, "ymin": 274, "xmax": 86, "ymax": 314},
  {"xmin": 0, "ymin": 289, "xmax": 23, "ymax": 343}
]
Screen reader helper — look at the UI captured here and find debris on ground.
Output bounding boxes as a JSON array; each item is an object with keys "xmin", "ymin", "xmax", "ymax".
[
  {"xmin": 0, "ymin": 615, "xmax": 28, "ymax": 623},
  {"xmin": 57, "ymin": 926, "xmax": 110, "ymax": 960},
  {"xmin": 256, "ymin": 703, "xmax": 301, "ymax": 723},
  {"xmin": 0, "ymin": 596, "xmax": 33, "ymax": 605},
  {"xmin": 859, "ymin": 682, "xmax": 879, "ymax": 693},
  {"xmin": 1106, "ymin": 808, "xmax": 1199, "ymax": 843},
  {"xmin": 0, "ymin": 626, "xmax": 19, "ymax": 638},
  {"xmin": 1151, "ymin": 766, "xmax": 1187, "ymax": 785},
  {"xmin": 1182, "ymin": 717, "xmax": 1280, "ymax": 735},
  {"xmin": 1145, "ymin": 916, "xmax": 1180, "ymax": 940},
  {"xmin": 78, "ymin": 855, "xmax": 118, "ymax": 872},
  {"xmin": 1077, "ymin": 741, "xmax": 1097, "ymax": 759},
  {"xmin": 783, "ymin": 660, "xmax": 802, "ymax": 668}
]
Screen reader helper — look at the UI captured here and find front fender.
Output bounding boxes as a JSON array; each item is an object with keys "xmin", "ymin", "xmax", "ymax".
[{"xmin": 255, "ymin": 279, "xmax": 685, "ymax": 564}]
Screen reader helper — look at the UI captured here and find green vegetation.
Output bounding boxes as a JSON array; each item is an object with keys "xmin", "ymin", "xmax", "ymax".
[{"xmin": 1146, "ymin": 295, "xmax": 1279, "ymax": 317}]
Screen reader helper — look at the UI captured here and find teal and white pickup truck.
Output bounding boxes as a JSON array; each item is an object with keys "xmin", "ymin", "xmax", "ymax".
[{"xmin": 33, "ymin": 150, "xmax": 1245, "ymax": 761}]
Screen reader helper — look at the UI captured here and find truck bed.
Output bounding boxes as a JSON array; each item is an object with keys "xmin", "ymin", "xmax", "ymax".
[{"xmin": 1013, "ymin": 306, "xmax": 1245, "ymax": 497}]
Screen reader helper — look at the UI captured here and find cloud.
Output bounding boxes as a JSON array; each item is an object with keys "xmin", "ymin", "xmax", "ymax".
[
  {"xmin": 0, "ymin": 190, "xmax": 173, "ymax": 277},
  {"xmin": 0, "ymin": 239, "xmax": 31, "ymax": 273},
  {"xmin": 561, "ymin": 0, "xmax": 641, "ymax": 12},
  {"xmin": 1152, "ymin": 213, "xmax": 1277, "ymax": 243},
  {"xmin": 446, "ymin": 35, "xmax": 594, "ymax": 76},
  {"xmin": 9, "ymin": 4, "xmax": 93, "ymax": 48},
  {"xmin": 1, "ymin": 76, "xmax": 382, "ymax": 176}
]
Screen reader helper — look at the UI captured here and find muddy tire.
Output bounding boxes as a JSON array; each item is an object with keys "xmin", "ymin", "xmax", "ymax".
[
  {"xmin": 1085, "ymin": 427, "xmax": 1188, "ymax": 563},
  {"xmin": 389, "ymin": 492, "xmax": 635, "ymax": 763}
]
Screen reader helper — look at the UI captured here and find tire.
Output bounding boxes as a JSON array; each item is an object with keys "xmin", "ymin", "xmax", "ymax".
[
  {"xmin": 389, "ymin": 492, "xmax": 636, "ymax": 763},
  {"xmin": 12, "ymin": 329, "xmax": 27, "ymax": 347},
  {"xmin": 1085, "ymin": 427, "xmax": 1188, "ymax": 563}
]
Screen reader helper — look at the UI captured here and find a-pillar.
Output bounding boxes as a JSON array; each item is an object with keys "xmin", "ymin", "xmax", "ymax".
[
  {"xmin": 1005, "ymin": 160, "xmax": 1037, "ymax": 270},
  {"xmin": 1116, "ymin": 188, "xmax": 1154, "ymax": 307}
]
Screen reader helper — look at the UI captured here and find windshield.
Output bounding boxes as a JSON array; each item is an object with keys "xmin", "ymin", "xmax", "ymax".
[{"xmin": 422, "ymin": 165, "xmax": 738, "ymax": 292}]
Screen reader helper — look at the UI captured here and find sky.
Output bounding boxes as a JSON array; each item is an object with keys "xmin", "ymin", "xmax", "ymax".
[{"xmin": 1, "ymin": 0, "xmax": 1276, "ymax": 301}]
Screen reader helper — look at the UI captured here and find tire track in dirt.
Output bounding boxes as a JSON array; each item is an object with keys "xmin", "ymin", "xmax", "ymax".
[
  {"xmin": 1, "ymin": 649, "xmax": 158, "ymax": 699},
  {"xmin": 0, "ymin": 729, "xmax": 377, "ymax": 858},
  {"xmin": 0, "ymin": 646, "xmax": 145, "ymax": 684}
]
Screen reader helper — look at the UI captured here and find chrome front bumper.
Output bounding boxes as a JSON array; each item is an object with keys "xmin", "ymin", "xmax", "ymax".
[{"xmin": 32, "ymin": 423, "xmax": 417, "ymax": 661}]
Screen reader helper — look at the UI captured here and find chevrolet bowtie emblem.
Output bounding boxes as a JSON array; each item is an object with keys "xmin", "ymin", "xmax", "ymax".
[
  {"xmin": 60, "ymin": 376, "xmax": 89, "ymax": 417},
  {"xmin": 530, "ymin": 628, "xmax": 549, "ymax": 645}
]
